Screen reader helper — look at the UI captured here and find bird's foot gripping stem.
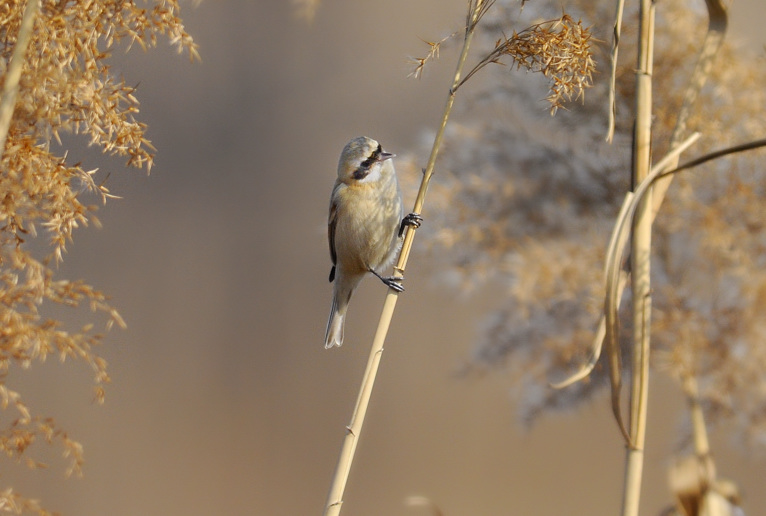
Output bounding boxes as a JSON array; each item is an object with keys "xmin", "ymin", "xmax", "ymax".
[
  {"xmin": 399, "ymin": 212, "xmax": 423, "ymax": 237},
  {"xmin": 370, "ymin": 269, "xmax": 405, "ymax": 292}
]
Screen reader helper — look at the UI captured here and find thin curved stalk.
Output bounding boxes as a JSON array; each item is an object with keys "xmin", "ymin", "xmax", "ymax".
[
  {"xmin": 553, "ymin": 135, "xmax": 701, "ymax": 398},
  {"xmin": 661, "ymin": 137, "xmax": 766, "ymax": 177},
  {"xmin": 322, "ymin": 2, "xmax": 486, "ymax": 514},
  {"xmin": 611, "ymin": 133, "xmax": 701, "ymax": 445},
  {"xmin": 554, "ymin": 129, "xmax": 765, "ymax": 423},
  {"xmin": 603, "ymin": 191, "xmax": 635, "ymax": 443}
]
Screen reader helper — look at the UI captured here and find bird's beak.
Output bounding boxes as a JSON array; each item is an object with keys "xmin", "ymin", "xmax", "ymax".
[{"xmin": 378, "ymin": 151, "xmax": 395, "ymax": 161}]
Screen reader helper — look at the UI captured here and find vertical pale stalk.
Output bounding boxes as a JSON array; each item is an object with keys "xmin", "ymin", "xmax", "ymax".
[
  {"xmin": 322, "ymin": 3, "xmax": 485, "ymax": 515},
  {"xmin": 0, "ymin": 0, "xmax": 40, "ymax": 159},
  {"xmin": 621, "ymin": 0, "xmax": 654, "ymax": 515}
]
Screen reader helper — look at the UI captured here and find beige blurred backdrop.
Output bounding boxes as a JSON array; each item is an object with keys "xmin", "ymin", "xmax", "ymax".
[{"xmin": 5, "ymin": 1, "xmax": 765, "ymax": 515}]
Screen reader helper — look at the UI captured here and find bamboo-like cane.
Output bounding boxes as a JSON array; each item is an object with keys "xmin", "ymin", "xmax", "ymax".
[
  {"xmin": 322, "ymin": 2, "xmax": 486, "ymax": 514},
  {"xmin": 0, "ymin": 0, "xmax": 40, "ymax": 159},
  {"xmin": 620, "ymin": 4, "xmax": 727, "ymax": 514},
  {"xmin": 620, "ymin": 1, "xmax": 655, "ymax": 515}
]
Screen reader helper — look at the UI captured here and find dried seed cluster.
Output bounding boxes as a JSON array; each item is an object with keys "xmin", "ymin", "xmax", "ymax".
[
  {"xmin": 461, "ymin": 14, "xmax": 596, "ymax": 113},
  {"xmin": 0, "ymin": 1, "xmax": 197, "ymax": 512}
]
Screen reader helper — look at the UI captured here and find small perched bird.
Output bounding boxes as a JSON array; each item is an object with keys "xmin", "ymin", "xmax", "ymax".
[{"xmin": 324, "ymin": 136, "xmax": 421, "ymax": 349}]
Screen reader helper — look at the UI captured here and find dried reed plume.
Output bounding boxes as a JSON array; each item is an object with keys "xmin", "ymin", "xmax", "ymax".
[
  {"xmin": 458, "ymin": 14, "xmax": 595, "ymax": 113},
  {"xmin": 0, "ymin": 0, "xmax": 197, "ymax": 513}
]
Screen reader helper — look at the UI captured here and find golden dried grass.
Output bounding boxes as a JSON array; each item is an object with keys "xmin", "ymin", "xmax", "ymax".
[{"xmin": 0, "ymin": 1, "xmax": 197, "ymax": 513}]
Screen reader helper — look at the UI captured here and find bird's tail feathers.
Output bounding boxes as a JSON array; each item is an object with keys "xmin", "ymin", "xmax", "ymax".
[{"xmin": 324, "ymin": 296, "xmax": 346, "ymax": 349}]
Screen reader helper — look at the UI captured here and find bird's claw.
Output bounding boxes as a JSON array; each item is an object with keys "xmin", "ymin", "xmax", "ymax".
[
  {"xmin": 399, "ymin": 212, "xmax": 424, "ymax": 237},
  {"xmin": 370, "ymin": 269, "xmax": 405, "ymax": 292},
  {"xmin": 382, "ymin": 276, "xmax": 405, "ymax": 293}
]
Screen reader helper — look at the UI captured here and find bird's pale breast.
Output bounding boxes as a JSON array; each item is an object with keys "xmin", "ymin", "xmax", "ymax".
[{"xmin": 334, "ymin": 176, "xmax": 401, "ymax": 274}]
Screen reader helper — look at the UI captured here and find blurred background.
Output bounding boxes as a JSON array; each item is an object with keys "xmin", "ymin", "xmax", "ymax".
[{"xmin": 5, "ymin": 1, "xmax": 765, "ymax": 515}]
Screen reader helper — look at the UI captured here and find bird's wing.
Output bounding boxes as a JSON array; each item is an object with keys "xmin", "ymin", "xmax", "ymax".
[{"xmin": 328, "ymin": 193, "xmax": 338, "ymax": 282}]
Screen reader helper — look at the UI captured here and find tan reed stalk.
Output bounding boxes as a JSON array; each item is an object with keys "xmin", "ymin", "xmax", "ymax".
[
  {"xmin": 0, "ymin": 0, "xmax": 39, "ymax": 157},
  {"xmin": 620, "ymin": 0, "xmax": 655, "ymax": 514},
  {"xmin": 322, "ymin": 2, "xmax": 487, "ymax": 514}
]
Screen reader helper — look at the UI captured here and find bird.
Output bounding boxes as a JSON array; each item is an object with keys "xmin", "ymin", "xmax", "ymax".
[{"xmin": 324, "ymin": 136, "xmax": 421, "ymax": 349}]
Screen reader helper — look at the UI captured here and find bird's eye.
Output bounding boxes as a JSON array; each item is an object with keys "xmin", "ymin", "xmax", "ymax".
[{"xmin": 358, "ymin": 157, "xmax": 375, "ymax": 170}]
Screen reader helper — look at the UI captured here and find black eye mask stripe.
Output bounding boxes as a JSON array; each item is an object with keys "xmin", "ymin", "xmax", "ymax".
[
  {"xmin": 359, "ymin": 144, "xmax": 382, "ymax": 169},
  {"xmin": 353, "ymin": 144, "xmax": 383, "ymax": 180}
]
